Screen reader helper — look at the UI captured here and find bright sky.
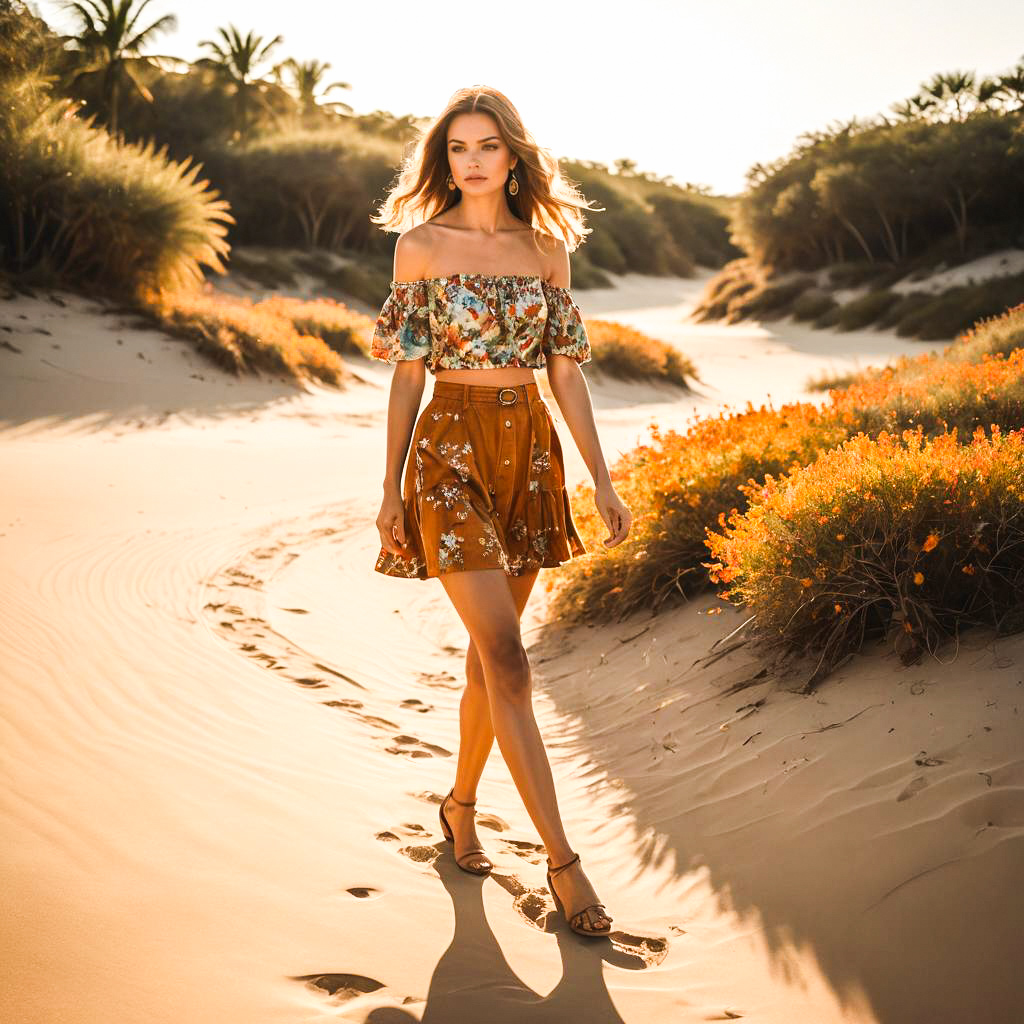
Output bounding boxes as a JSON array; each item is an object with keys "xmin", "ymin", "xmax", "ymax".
[{"xmin": 31, "ymin": 0, "xmax": 1024, "ymax": 195}]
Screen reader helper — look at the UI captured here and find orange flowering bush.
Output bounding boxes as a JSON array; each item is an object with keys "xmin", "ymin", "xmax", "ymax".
[
  {"xmin": 839, "ymin": 347, "xmax": 1024, "ymax": 437},
  {"xmin": 548, "ymin": 304, "xmax": 1024, "ymax": 628},
  {"xmin": 138, "ymin": 286, "xmax": 348, "ymax": 385},
  {"xmin": 705, "ymin": 427, "xmax": 1024, "ymax": 686},
  {"xmin": 548, "ymin": 400, "xmax": 849, "ymax": 617}
]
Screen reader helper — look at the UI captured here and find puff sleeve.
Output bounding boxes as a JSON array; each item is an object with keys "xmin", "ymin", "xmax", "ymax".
[
  {"xmin": 370, "ymin": 280, "xmax": 432, "ymax": 366},
  {"xmin": 540, "ymin": 282, "xmax": 592, "ymax": 365}
]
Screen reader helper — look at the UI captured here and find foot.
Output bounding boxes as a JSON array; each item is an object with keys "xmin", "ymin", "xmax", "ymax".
[
  {"xmin": 547, "ymin": 855, "xmax": 612, "ymax": 933},
  {"xmin": 442, "ymin": 791, "xmax": 492, "ymax": 873}
]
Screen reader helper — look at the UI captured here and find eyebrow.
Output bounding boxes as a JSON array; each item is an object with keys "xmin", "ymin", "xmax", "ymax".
[{"xmin": 448, "ymin": 136, "xmax": 500, "ymax": 144}]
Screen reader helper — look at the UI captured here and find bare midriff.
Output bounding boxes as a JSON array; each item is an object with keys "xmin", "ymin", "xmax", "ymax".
[{"xmin": 434, "ymin": 366, "xmax": 539, "ymax": 386}]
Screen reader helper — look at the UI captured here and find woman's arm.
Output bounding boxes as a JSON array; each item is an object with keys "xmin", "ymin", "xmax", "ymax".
[
  {"xmin": 377, "ymin": 234, "xmax": 429, "ymax": 555},
  {"xmin": 544, "ymin": 241, "xmax": 632, "ymax": 549}
]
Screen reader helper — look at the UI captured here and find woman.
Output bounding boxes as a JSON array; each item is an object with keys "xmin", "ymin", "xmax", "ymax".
[{"xmin": 370, "ymin": 85, "xmax": 632, "ymax": 938}]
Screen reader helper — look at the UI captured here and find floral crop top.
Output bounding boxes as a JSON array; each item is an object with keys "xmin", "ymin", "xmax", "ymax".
[{"xmin": 369, "ymin": 273, "xmax": 592, "ymax": 374}]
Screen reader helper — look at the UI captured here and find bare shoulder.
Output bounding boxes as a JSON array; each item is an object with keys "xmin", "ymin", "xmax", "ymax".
[
  {"xmin": 534, "ymin": 230, "xmax": 570, "ymax": 287},
  {"xmin": 392, "ymin": 224, "xmax": 435, "ymax": 282}
]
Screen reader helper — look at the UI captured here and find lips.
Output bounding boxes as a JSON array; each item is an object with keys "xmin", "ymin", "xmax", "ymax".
[{"xmin": 465, "ymin": 176, "xmax": 486, "ymax": 181}]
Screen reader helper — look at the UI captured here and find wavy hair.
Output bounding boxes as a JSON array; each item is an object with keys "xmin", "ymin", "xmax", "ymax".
[{"xmin": 369, "ymin": 85, "xmax": 601, "ymax": 253}]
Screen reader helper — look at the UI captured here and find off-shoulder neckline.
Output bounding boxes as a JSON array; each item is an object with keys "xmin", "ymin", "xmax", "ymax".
[{"xmin": 389, "ymin": 273, "xmax": 567, "ymax": 288}]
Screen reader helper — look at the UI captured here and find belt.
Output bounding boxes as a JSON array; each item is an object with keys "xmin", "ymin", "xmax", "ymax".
[{"xmin": 431, "ymin": 381, "xmax": 539, "ymax": 407}]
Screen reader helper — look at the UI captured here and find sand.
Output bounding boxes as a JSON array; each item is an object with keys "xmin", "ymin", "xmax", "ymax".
[{"xmin": 1, "ymin": 276, "xmax": 1022, "ymax": 1024}]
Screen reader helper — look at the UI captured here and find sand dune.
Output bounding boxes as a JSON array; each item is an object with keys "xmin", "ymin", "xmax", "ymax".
[{"xmin": 1, "ymin": 281, "xmax": 1022, "ymax": 1023}]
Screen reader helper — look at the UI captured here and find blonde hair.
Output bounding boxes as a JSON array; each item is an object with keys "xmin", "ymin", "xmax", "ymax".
[{"xmin": 369, "ymin": 85, "xmax": 601, "ymax": 252}]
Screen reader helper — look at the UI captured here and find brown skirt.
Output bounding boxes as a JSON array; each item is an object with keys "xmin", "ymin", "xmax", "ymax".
[{"xmin": 374, "ymin": 380, "xmax": 588, "ymax": 579}]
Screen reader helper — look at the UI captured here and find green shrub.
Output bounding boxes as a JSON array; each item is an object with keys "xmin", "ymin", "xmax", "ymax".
[
  {"xmin": 814, "ymin": 304, "xmax": 842, "ymax": 328},
  {"xmin": 0, "ymin": 9, "xmax": 231, "ymax": 297},
  {"xmin": 742, "ymin": 276, "xmax": 817, "ymax": 319},
  {"xmin": 836, "ymin": 289, "xmax": 899, "ymax": 330},
  {"xmin": 895, "ymin": 273, "xmax": 1024, "ymax": 340},
  {"xmin": 793, "ymin": 288, "xmax": 838, "ymax": 321}
]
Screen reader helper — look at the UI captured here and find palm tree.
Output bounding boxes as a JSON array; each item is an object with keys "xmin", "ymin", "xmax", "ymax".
[
  {"xmin": 275, "ymin": 58, "xmax": 351, "ymax": 119},
  {"xmin": 922, "ymin": 70, "xmax": 978, "ymax": 122},
  {"xmin": 993, "ymin": 59, "xmax": 1024, "ymax": 112},
  {"xmin": 196, "ymin": 25, "xmax": 283, "ymax": 142},
  {"xmin": 61, "ymin": 0, "xmax": 178, "ymax": 138}
]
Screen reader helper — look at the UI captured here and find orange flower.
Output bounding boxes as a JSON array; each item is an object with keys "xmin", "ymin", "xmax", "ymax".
[
  {"xmin": 800, "ymin": 577, "xmax": 813, "ymax": 588},
  {"xmin": 913, "ymin": 571, "xmax": 924, "ymax": 585},
  {"xmin": 962, "ymin": 564, "xmax": 976, "ymax": 575},
  {"xmin": 922, "ymin": 533, "xmax": 939, "ymax": 552}
]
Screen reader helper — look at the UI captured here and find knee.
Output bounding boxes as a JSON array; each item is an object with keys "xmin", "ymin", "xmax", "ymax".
[
  {"xmin": 465, "ymin": 644, "xmax": 486, "ymax": 689},
  {"xmin": 478, "ymin": 635, "xmax": 530, "ymax": 700}
]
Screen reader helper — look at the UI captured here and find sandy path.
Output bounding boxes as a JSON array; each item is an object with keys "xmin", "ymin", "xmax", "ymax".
[{"xmin": 1, "ymin": 281, "xmax": 1021, "ymax": 1023}]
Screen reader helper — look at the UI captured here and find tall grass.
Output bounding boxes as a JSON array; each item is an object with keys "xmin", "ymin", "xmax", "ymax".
[
  {"xmin": 137, "ymin": 287, "xmax": 351, "ymax": 384},
  {"xmin": 586, "ymin": 319, "xmax": 697, "ymax": 388},
  {"xmin": 0, "ymin": 5, "xmax": 232, "ymax": 297}
]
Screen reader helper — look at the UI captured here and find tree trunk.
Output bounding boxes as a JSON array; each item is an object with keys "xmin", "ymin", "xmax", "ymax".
[{"xmin": 837, "ymin": 212, "xmax": 874, "ymax": 263}]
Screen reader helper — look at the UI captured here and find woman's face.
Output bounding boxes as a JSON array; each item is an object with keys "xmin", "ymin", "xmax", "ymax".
[{"xmin": 446, "ymin": 112, "xmax": 518, "ymax": 195}]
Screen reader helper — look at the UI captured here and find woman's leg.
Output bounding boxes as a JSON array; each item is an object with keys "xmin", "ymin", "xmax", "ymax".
[
  {"xmin": 438, "ymin": 566, "xmax": 611, "ymax": 932},
  {"xmin": 444, "ymin": 572, "xmax": 540, "ymax": 867}
]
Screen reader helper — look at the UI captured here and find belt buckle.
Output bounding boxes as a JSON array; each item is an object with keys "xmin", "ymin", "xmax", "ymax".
[{"xmin": 497, "ymin": 387, "xmax": 518, "ymax": 406}]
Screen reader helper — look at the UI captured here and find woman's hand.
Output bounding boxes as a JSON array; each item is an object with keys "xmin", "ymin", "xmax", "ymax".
[
  {"xmin": 594, "ymin": 479, "xmax": 631, "ymax": 548},
  {"xmin": 376, "ymin": 486, "xmax": 408, "ymax": 555}
]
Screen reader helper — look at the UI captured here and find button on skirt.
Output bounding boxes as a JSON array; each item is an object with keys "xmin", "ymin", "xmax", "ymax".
[{"xmin": 375, "ymin": 380, "xmax": 588, "ymax": 579}]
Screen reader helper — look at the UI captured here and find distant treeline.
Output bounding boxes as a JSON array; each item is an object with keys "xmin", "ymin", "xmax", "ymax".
[
  {"xmin": 738, "ymin": 107, "xmax": 1023, "ymax": 273},
  {"xmin": 0, "ymin": 1, "xmax": 737, "ymax": 301},
  {"xmin": 691, "ymin": 60, "xmax": 1024, "ymax": 339}
]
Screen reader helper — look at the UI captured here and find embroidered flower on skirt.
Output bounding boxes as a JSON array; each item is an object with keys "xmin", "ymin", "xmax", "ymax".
[{"xmin": 374, "ymin": 380, "xmax": 587, "ymax": 580}]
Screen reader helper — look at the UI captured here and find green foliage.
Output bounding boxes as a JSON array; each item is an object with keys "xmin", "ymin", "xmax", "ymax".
[
  {"xmin": 792, "ymin": 288, "xmax": 837, "ymax": 321},
  {"xmin": 60, "ymin": 0, "xmax": 179, "ymax": 138},
  {"xmin": 836, "ymin": 289, "xmax": 899, "ymax": 330},
  {"xmin": 0, "ymin": 3, "xmax": 232, "ymax": 296},
  {"xmin": 195, "ymin": 127, "xmax": 402, "ymax": 255},
  {"xmin": 893, "ymin": 273, "xmax": 1024, "ymax": 340}
]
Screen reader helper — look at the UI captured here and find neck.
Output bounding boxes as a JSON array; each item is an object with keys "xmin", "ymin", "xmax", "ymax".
[{"xmin": 446, "ymin": 195, "xmax": 521, "ymax": 234}]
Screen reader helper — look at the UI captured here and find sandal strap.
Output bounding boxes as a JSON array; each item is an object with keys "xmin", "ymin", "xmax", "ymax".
[
  {"xmin": 570, "ymin": 902, "xmax": 606, "ymax": 921},
  {"xmin": 445, "ymin": 788, "xmax": 477, "ymax": 808},
  {"xmin": 457, "ymin": 848, "xmax": 490, "ymax": 865},
  {"xmin": 546, "ymin": 851, "xmax": 581, "ymax": 877}
]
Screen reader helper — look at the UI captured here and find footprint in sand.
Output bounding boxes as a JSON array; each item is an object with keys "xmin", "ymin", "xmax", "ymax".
[
  {"xmin": 415, "ymin": 791, "xmax": 509, "ymax": 831},
  {"xmin": 400, "ymin": 698, "xmax": 433, "ymax": 713},
  {"xmin": 417, "ymin": 669, "xmax": 461, "ymax": 690},
  {"xmin": 344, "ymin": 886, "xmax": 381, "ymax": 900},
  {"xmin": 386, "ymin": 735, "xmax": 452, "ymax": 758},
  {"xmin": 291, "ymin": 972, "xmax": 385, "ymax": 1000},
  {"xmin": 500, "ymin": 838, "xmax": 546, "ymax": 863},
  {"xmin": 358, "ymin": 713, "xmax": 400, "ymax": 729},
  {"xmin": 897, "ymin": 775, "xmax": 929, "ymax": 801},
  {"xmin": 489, "ymin": 871, "xmax": 670, "ymax": 965},
  {"xmin": 376, "ymin": 823, "xmax": 441, "ymax": 865}
]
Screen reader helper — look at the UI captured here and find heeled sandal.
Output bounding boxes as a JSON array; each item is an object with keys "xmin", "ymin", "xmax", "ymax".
[
  {"xmin": 438, "ymin": 787, "xmax": 493, "ymax": 875},
  {"xmin": 546, "ymin": 851, "xmax": 612, "ymax": 937}
]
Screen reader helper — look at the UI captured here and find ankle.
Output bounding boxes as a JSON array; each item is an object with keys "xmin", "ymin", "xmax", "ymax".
[{"xmin": 546, "ymin": 848, "xmax": 577, "ymax": 872}]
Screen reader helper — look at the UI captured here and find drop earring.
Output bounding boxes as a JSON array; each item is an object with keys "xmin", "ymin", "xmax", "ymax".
[
  {"xmin": 447, "ymin": 172, "xmax": 456, "ymax": 190},
  {"xmin": 507, "ymin": 171, "xmax": 519, "ymax": 196}
]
